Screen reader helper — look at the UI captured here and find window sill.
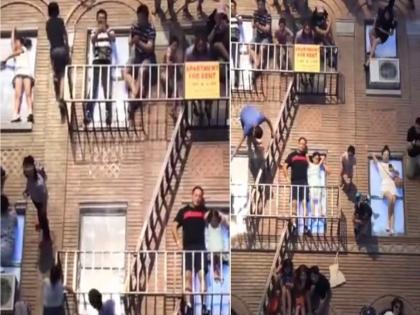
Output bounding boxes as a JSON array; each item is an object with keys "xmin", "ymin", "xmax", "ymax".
[{"xmin": 0, "ymin": 121, "xmax": 33, "ymax": 132}]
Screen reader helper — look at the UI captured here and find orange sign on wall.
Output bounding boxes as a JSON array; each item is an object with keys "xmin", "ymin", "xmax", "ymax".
[
  {"xmin": 185, "ymin": 62, "xmax": 220, "ymax": 99},
  {"xmin": 294, "ymin": 44, "xmax": 321, "ymax": 73}
]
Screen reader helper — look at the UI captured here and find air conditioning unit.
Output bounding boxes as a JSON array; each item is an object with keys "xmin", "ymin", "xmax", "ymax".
[
  {"xmin": 0, "ymin": 274, "xmax": 17, "ymax": 311},
  {"xmin": 369, "ymin": 58, "xmax": 400, "ymax": 89}
]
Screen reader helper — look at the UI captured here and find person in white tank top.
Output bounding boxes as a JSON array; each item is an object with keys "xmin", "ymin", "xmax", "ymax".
[
  {"xmin": 306, "ymin": 152, "xmax": 330, "ymax": 217},
  {"xmin": 206, "ymin": 209, "xmax": 229, "ymax": 282},
  {"xmin": 1, "ymin": 28, "xmax": 35, "ymax": 123}
]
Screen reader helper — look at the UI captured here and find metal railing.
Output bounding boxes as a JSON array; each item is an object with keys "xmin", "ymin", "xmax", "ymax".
[
  {"xmin": 57, "ymin": 250, "xmax": 229, "ymax": 295},
  {"xmin": 257, "ymin": 227, "xmax": 290, "ymax": 315},
  {"xmin": 231, "ymin": 183, "xmax": 341, "ymax": 249},
  {"xmin": 186, "ymin": 99, "xmax": 229, "ymax": 129},
  {"xmin": 255, "ymin": 79, "xmax": 298, "ymax": 185},
  {"xmin": 124, "ymin": 106, "xmax": 190, "ymax": 311},
  {"xmin": 231, "ymin": 42, "xmax": 340, "ymax": 99},
  {"xmin": 64, "ymin": 63, "xmax": 229, "ymax": 102},
  {"xmin": 249, "ymin": 184, "xmax": 340, "ymax": 218},
  {"xmin": 64, "ymin": 62, "xmax": 229, "ymax": 134},
  {"xmin": 231, "ymin": 42, "xmax": 338, "ymax": 73}
]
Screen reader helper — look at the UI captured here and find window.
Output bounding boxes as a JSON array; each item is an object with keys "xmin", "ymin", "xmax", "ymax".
[
  {"xmin": 0, "ymin": 30, "xmax": 37, "ymax": 131},
  {"xmin": 365, "ymin": 24, "xmax": 397, "ymax": 58},
  {"xmin": 85, "ymin": 29, "xmax": 130, "ymax": 127},
  {"xmin": 1, "ymin": 203, "xmax": 26, "ymax": 284},
  {"xmin": 369, "ymin": 158, "xmax": 405, "ymax": 236},
  {"xmin": 78, "ymin": 206, "xmax": 126, "ymax": 315}
]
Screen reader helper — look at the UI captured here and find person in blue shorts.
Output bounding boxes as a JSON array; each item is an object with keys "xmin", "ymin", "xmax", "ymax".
[{"xmin": 233, "ymin": 104, "xmax": 274, "ymax": 158}]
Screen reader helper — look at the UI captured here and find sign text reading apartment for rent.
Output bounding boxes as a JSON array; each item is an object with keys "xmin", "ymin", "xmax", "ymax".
[{"xmin": 185, "ymin": 62, "xmax": 220, "ymax": 99}]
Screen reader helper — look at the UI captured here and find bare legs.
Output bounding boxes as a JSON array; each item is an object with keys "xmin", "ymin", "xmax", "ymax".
[
  {"xmin": 365, "ymin": 29, "xmax": 381, "ymax": 68},
  {"xmin": 281, "ymin": 287, "xmax": 292, "ymax": 315},
  {"xmin": 12, "ymin": 77, "xmax": 23, "ymax": 121},
  {"xmin": 23, "ymin": 78, "xmax": 33, "ymax": 118},
  {"xmin": 184, "ymin": 269, "xmax": 207, "ymax": 309}
]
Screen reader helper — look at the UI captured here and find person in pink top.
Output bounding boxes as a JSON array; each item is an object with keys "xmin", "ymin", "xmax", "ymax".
[{"xmin": 340, "ymin": 145, "xmax": 356, "ymax": 191}]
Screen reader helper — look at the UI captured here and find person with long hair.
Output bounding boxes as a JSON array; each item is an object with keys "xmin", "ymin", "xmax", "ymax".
[
  {"xmin": 293, "ymin": 264, "xmax": 311, "ymax": 315},
  {"xmin": 364, "ymin": 2, "xmax": 397, "ymax": 69},
  {"xmin": 370, "ymin": 145, "xmax": 399, "ymax": 235},
  {"xmin": 43, "ymin": 264, "xmax": 74, "ymax": 315},
  {"xmin": 22, "ymin": 155, "xmax": 50, "ymax": 246},
  {"xmin": 309, "ymin": 266, "xmax": 331, "ymax": 315},
  {"xmin": 206, "ymin": 209, "xmax": 229, "ymax": 282},
  {"xmin": 307, "ymin": 152, "xmax": 330, "ymax": 218},
  {"xmin": 276, "ymin": 258, "xmax": 294, "ymax": 315},
  {"xmin": 1, "ymin": 28, "xmax": 35, "ymax": 123}
]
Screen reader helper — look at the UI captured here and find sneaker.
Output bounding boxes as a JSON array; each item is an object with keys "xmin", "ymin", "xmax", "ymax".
[
  {"xmin": 27, "ymin": 114, "xmax": 34, "ymax": 123},
  {"xmin": 11, "ymin": 116, "xmax": 21, "ymax": 123}
]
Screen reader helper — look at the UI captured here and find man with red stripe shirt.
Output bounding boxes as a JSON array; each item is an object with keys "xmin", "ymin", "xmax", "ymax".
[
  {"xmin": 172, "ymin": 186, "xmax": 209, "ymax": 315},
  {"xmin": 281, "ymin": 137, "xmax": 310, "ymax": 228}
]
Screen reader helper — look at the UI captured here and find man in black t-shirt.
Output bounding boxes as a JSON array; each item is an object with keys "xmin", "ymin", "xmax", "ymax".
[
  {"xmin": 309, "ymin": 266, "xmax": 332, "ymax": 315},
  {"xmin": 172, "ymin": 186, "xmax": 209, "ymax": 315},
  {"xmin": 282, "ymin": 137, "xmax": 309, "ymax": 218},
  {"xmin": 406, "ymin": 117, "xmax": 420, "ymax": 179}
]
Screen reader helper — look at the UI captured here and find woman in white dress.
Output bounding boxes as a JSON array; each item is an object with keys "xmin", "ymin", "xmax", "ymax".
[
  {"xmin": 1, "ymin": 28, "xmax": 35, "ymax": 123},
  {"xmin": 307, "ymin": 152, "xmax": 330, "ymax": 217},
  {"xmin": 206, "ymin": 209, "xmax": 229, "ymax": 282},
  {"xmin": 371, "ymin": 145, "xmax": 399, "ymax": 235}
]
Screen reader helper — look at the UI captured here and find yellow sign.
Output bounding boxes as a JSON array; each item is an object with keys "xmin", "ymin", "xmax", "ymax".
[
  {"xmin": 184, "ymin": 62, "xmax": 220, "ymax": 99},
  {"xmin": 294, "ymin": 44, "xmax": 320, "ymax": 73}
]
